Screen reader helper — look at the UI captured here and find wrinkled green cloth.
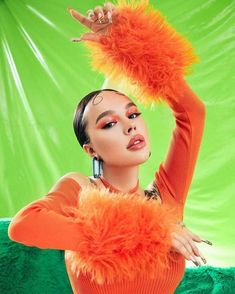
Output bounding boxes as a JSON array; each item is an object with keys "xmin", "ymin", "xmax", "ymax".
[{"xmin": 1, "ymin": 219, "xmax": 235, "ymax": 293}]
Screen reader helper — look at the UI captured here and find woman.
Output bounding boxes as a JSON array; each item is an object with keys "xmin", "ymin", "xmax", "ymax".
[{"xmin": 8, "ymin": 1, "xmax": 212, "ymax": 293}]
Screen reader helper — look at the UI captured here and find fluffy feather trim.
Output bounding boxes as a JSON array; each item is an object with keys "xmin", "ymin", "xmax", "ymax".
[
  {"xmin": 64, "ymin": 186, "xmax": 182, "ymax": 285},
  {"xmin": 84, "ymin": 0, "xmax": 199, "ymax": 106}
]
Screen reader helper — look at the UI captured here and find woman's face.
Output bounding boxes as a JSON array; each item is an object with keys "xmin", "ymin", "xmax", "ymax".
[{"xmin": 83, "ymin": 90, "xmax": 150, "ymax": 167}]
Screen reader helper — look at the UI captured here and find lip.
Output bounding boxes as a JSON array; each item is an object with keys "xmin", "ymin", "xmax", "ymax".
[{"xmin": 127, "ymin": 134, "xmax": 146, "ymax": 150}]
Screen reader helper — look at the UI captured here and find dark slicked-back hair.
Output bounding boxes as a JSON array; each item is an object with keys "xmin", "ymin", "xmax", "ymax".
[{"xmin": 73, "ymin": 89, "xmax": 119, "ymax": 148}]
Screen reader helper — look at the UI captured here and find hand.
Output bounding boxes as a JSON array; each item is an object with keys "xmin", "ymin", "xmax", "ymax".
[
  {"xmin": 170, "ymin": 223, "xmax": 210, "ymax": 266},
  {"xmin": 67, "ymin": 2, "xmax": 117, "ymax": 42}
]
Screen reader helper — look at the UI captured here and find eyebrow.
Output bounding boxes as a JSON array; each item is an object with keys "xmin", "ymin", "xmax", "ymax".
[{"xmin": 95, "ymin": 102, "xmax": 137, "ymax": 125}]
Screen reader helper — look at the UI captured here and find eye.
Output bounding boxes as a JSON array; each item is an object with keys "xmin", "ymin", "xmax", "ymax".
[
  {"xmin": 129, "ymin": 112, "xmax": 142, "ymax": 119},
  {"xmin": 102, "ymin": 121, "xmax": 117, "ymax": 129}
]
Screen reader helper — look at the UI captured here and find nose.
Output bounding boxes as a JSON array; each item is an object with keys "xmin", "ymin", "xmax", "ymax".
[{"xmin": 124, "ymin": 121, "xmax": 136, "ymax": 135}]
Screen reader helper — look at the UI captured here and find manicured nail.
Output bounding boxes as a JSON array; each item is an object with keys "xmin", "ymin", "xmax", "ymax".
[
  {"xmin": 193, "ymin": 261, "xmax": 201, "ymax": 267},
  {"xmin": 190, "ymin": 256, "xmax": 201, "ymax": 266},
  {"xmin": 98, "ymin": 14, "xmax": 102, "ymax": 23},
  {"xmin": 201, "ymin": 240, "xmax": 213, "ymax": 246},
  {"xmin": 202, "ymin": 258, "xmax": 207, "ymax": 264},
  {"xmin": 71, "ymin": 38, "xmax": 81, "ymax": 42},
  {"xmin": 98, "ymin": 12, "xmax": 103, "ymax": 20},
  {"xmin": 200, "ymin": 251, "xmax": 206, "ymax": 259},
  {"xmin": 200, "ymin": 253, "xmax": 207, "ymax": 264}
]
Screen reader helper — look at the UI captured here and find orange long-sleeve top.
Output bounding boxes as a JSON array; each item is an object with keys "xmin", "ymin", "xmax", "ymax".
[{"xmin": 8, "ymin": 81, "xmax": 206, "ymax": 294}]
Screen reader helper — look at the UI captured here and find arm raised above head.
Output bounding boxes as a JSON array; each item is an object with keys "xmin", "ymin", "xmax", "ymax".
[
  {"xmin": 154, "ymin": 79, "xmax": 206, "ymax": 205},
  {"xmin": 8, "ymin": 173, "xmax": 85, "ymax": 250},
  {"xmin": 80, "ymin": 1, "xmax": 206, "ymax": 206}
]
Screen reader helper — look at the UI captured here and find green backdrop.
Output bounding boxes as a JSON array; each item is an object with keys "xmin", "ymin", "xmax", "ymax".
[{"xmin": 0, "ymin": 0, "xmax": 234, "ymax": 267}]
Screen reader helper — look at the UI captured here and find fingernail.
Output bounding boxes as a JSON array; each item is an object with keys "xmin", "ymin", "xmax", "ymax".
[
  {"xmin": 201, "ymin": 240, "xmax": 213, "ymax": 246},
  {"xmin": 190, "ymin": 256, "xmax": 201, "ymax": 267},
  {"xmin": 98, "ymin": 12, "xmax": 103, "ymax": 19},
  {"xmin": 67, "ymin": 7, "xmax": 73, "ymax": 12},
  {"xmin": 202, "ymin": 258, "xmax": 207, "ymax": 264},
  {"xmin": 193, "ymin": 261, "xmax": 201, "ymax": 267},
  {"xmin": 200, "ymin": 255, "xmax": 207, "ymax": 264},
  {"xmin": 98, "ymin": 13, "xmax": 103, "ymax": 23},
  {"xmin": 71, "ymin": 38, "xmax": 81, "ymax": 42}
]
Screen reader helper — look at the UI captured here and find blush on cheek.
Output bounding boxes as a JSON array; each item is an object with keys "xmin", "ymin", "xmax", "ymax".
[{"xmin": 94, "ymin": 137, "xmax": 125, "ymax": 160}]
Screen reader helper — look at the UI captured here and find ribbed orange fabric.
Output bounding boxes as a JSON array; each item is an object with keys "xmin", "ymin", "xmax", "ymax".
[
  {"xmin": 8, "ymin": 82, "xmax": 205, "ymax": 293},
  {"xmin": 65, "ymin": 250, "xmax": 185, "ymax": 294}
]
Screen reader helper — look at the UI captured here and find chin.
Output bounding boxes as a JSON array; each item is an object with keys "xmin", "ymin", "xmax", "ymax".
[
  {"xmin": 128, "ymin": 148, "xmax": 150, "ymax": 165},
  {"xmin": 107, "ymin": 153, "xmax": 149, "ymax": 168},
  {"xmin": 138, "ymin": 152, "xmax": 150, "ymax": 164}
]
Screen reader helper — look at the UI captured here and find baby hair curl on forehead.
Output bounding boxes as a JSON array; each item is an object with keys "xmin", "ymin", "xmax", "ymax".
[{"xmin": 92, "ymin": 94, "xmax": 104, "ymax": 105}]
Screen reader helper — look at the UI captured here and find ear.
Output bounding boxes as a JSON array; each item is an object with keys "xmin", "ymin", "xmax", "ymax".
[{"xmin": 83, "ymin": 143, "xmax": 95, "ymax": 158}]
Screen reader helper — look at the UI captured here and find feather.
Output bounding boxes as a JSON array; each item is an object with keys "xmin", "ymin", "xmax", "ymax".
[
  {"xmin": 64, "ymin": 186, "xmax": 182, "ymax": 285},
  {"xmin": 84, "ymin": 0, "xmax": 198, "ymax": 106}
]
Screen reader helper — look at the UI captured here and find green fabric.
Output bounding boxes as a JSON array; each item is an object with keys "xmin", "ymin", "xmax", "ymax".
[
  {"xmin": 0, "ymin": 0, "xmax": 234, "ymax": 269},
  {"xmin": 1, "ymin": 219, "xmax": 235, "ymax": 293}
]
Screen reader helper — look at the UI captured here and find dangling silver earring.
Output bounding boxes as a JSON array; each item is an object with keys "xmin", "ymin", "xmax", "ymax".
[
  {"xmin": 92, "ymin": 156, "xmax": 103, "ymax": 178},
  {"xmin": 149, "ymin": 151, "xmax": 151, "ymax": 158}
]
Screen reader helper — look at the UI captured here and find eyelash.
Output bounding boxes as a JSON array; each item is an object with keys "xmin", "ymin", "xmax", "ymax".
[{"xmin": 102, "ymin": 112, "xmax": 142, "ymax": 129}]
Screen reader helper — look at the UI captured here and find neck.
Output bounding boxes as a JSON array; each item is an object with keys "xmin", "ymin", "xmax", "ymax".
[{"xmin": 102, "ymin": 164, "xmax": 139, "ymax": 193}]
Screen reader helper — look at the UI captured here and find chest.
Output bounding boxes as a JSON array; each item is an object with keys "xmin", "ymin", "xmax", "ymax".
[{"xmin": 87, "ymin": 176, "xmax": 162, "ymax": 204}]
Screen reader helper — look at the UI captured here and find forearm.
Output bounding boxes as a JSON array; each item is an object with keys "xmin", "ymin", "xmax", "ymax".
[
  {"xmin": 154, "ymin": 82, "xmax": 206, "ymax": 204},
  {"xmin": 8, "ymin": 176, "xmax": 82, "ymax": 250},
  {"xmin": 8, "ymin": 205, "xmax": 82, "ymax": 250},
  {"xmin": 165, "ymin": 79, "xmax": 205, "ymax": 115}
]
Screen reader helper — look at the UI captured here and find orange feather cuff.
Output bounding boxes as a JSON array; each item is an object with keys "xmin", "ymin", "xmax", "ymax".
[
  {"xmin": 64, "ymin": 186, "xmax": 182, "ymax": 285},
  {"xmin": 84, "ymin": 0, "xmax": 199, "ymax": 106}
]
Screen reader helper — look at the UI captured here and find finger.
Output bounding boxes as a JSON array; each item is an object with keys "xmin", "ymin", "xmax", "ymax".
[
  {"xmin": 103, "ymin": 2, "xmax": 114, "ymax": 18},
  {"xmin": 68, "ymin": 8, "xmax": 93, "ymax": 29},
  {"xmin": 198, "ymin": 250, "xmax": 207, "ymax": 264},
  {"xmin": 189, "ymin": 239, "xmax": 207, "ymax": 264},
  {"xmin": 71, "ymin": 37, "xmax": 82, "ymax": 42},
  {"xmin": 94, "ymin": 6, "xmax": 104, "ymax": 23},
  {"xmin": 171, "ymin": 236, "xmax": 191, "ymax": 260},
  {"xmin": 70, "ymin": 32, "xmax": 99, "ymax": 43},
  {"xmin": 179, "ymin": 245, "xmax": 202, "ymax": 266},
  {"xmin": 180, "ymin": 230, "xmax": 204, "ymax": 265},
  {"xmin": 191, "ymin": 232, "xmax": 202, "ymax": 243},
  {"xmin": 103, "ymin": 6, "xmax": 113, "ymax": 23},
  {"xmin": 201, "ymin": 239, "xmax": 213, "ymax": 246},
  {"xmin": 189, "ymin": 238, "xmax": 201, "ymax": 256},
  {"xmin": 174, "ymin": 234, "xmax": 194, "ymax": 258},
  {"xmin": 87, "ymin": 9, "xmax": 96, "ymax": 21},
  {"xmin": 172, "ymin": 232, "xmax": 202, "ymax": 266},
  {"xmin": 171, "ymin": 239, "xmax": 200, "ymax": 266},
  {"xmin": 106, "ymin": 3, "xmax": 119, "ymax": 21},
  {"xmin": 196, "ymin": 249, "xmax": 207, "ymax": 264},
  {"xmin": 104, "ymin": 2, "xmax": 116, "ymax": 12},
  {"xmin": 184, "ymin": 227, "xmax": 203, "ymax": 243},
  {"xmin": 177, "ymin": 242, "xmax": 192, "ymax": 261},
  {"xmin": 80, "ymin": 32, "xmax": 100, "ymax": 42}
]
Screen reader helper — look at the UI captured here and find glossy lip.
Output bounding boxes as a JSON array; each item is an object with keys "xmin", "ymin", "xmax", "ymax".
[
  {"xmin": 128, "ymin": 140, "xmax": 146, "ymax": 151},
  {"xmin": 127, "ymin": 134, "xmax": 145, "ymax": 149}
]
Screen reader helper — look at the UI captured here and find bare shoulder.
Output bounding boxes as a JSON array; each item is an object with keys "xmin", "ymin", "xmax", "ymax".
[{"xmin": 61, "ymin": 172, "xmax": 90, "ymax": 187}]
